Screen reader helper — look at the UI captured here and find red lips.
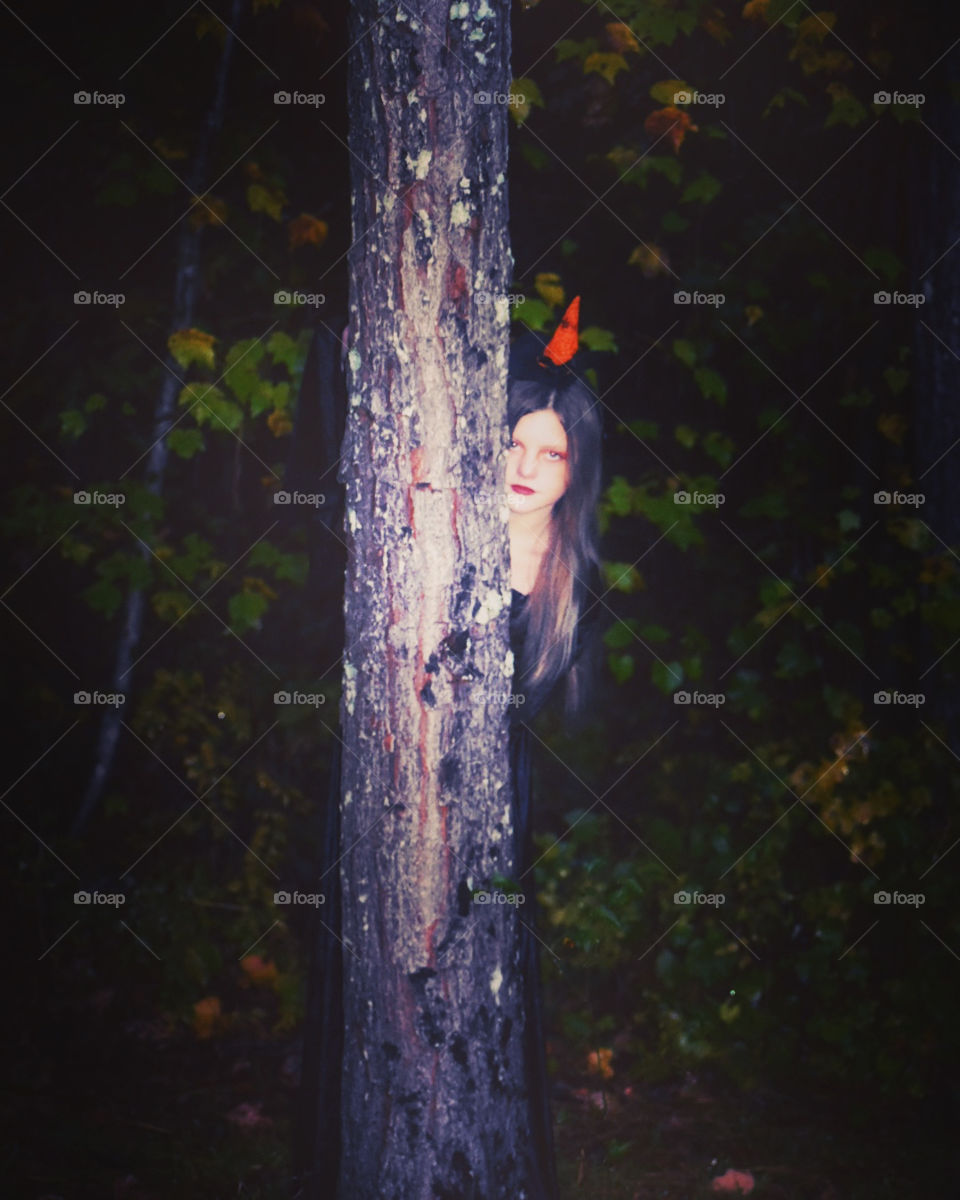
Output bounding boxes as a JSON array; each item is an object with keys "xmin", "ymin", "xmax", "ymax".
[{"xmin": 511, "ymin": 485, "xmax": 534, "ymax": 495}]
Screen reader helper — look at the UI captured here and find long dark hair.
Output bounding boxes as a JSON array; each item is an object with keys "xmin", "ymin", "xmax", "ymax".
[{"xmin": 508, "ymin": 372, "xmax": 604, "ymax": 718}]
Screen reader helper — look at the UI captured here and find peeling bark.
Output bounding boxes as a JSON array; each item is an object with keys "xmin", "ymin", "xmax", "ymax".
[{"xmin": 338, "ymin": 2, "xmax": 534, "ymax": 1196}]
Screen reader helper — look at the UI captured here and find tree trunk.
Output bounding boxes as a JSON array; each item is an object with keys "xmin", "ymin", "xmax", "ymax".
[{"xmin": 337, "ymin": 2, "xmax": 535, "ymax": 1196}]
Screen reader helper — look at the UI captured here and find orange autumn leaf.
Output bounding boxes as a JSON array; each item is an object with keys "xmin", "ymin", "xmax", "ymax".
[
  {"xmin": 193, "ymin": 995, "xmax": 222, "ymax": 1039},
  {"xmin": 267, "ymin": 408, "xmax": 294, "ymax": 437},
  {"xmin": 240, "ymin": 954, "xmax": 278, "ymax": 986},
  {"xmin": 604, "ymin": 21, "xmax": 640, "ymax": 54},
  {"xmin": 703, "ymin": 13, "xmax": 733, "ymax": 44},
  {"xmin": 644, "ymin": 105, "xmax": 698, "ymax": 153},
  {"xmin": 586, "ymin": 1047, "xmax": 615, "ymax": 1078},
  {"xmin": 742, "ymin": 0, "xmax": 769, "ymax": 21},
  {"xmin": 243, "ymin": 160, "xmax": 265, "ymax": 181},
  {"xmin": 189, "ymin": 195, "xmax": 228, "ymax": 229},
  {"xmin": 288, "ymin": 212, "xmax": 329, "ymax": 250}
]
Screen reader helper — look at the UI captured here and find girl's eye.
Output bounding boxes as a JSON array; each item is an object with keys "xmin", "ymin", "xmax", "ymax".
[{"xmin": 547, "ymin": 450, "xmax": 566, "ymax": 461}]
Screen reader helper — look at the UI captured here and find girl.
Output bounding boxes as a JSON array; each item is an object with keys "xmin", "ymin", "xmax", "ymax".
[{"xmin": 295, "ymin": 298, "xmax": 605, "ymax": 1200}]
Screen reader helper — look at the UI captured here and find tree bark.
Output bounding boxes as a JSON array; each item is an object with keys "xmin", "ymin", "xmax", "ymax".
[{"xmin": 337, "ymin": 2, "xmax": 535, "ymax": 1196}]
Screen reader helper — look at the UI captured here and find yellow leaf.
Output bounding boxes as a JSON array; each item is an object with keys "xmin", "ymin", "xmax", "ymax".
[
  {"xmin": 153, "ymin": 137, "xmax": 188, "ymax": 160},
  {"xmin": 534, "ymin": 272, "xmax": 565, "ymax": 308},
  {"xmin": 745, "ymin": 304, "xmax": 764, "ymax": 326},
  {"xmin": 168, "ymin": 328, "xmax": 217, "ymax": 371},
  {"xmin": 583, "ymin": 52, "xmax": 629, "ymax": 86},
  {"xmin": 649, "ymin": 79, "xmax": 690, "ymax": 106},
  {"xmin": 877, "ymin": 412, "xmax": 907, "ymax": 444},
  {"xmin": 247, "ymin": 182, "xmax": 286, "ymax": 222},
  {"xmin": 628, "ymin": 243, "xmax": 671, "ymax": 277},
  {"xmin": 288, "ymin": 212, "xmax": 329, "ymax": 250},
  {"xmin": 189, "ymin": 194, "xmax": 228, "ymax": 228}
]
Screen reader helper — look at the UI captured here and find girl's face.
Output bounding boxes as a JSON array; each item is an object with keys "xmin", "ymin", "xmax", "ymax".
[{"xmin": 505, "ymin": 408, "xmax": 570, "ymax": 517}]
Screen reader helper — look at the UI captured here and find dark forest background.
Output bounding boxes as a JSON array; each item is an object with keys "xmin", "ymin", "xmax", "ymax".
[{"xmin": 2, "ymin": 0, "xmax": 958, "ymax": 1196}]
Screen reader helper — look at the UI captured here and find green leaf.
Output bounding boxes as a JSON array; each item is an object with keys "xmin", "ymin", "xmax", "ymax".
[
  {"xmin": 167, "ymin": 428, "xmax": 205, "ymax": 459},
  {"xmin": 661, "ymin": 209, "xmax": 690, "ymax": 232},
  {"xmin": 652, "ymin": 659, "xmax": 683, "ymax": 693},
  {"xmin": 883, "ymin": 366, "xmax": 909, "ymax": 396},
  {"xmin": 763, "ymin": 86, "xmax": 808, "ymax": 119},
  {"xmin": 672, "ymin": 338, "xmax": 697, "ymax": 368},
  {"xmin": 837, "ymin": 508, "xmax": 861, "ymax": 532},
  {"xmin": 85, "ymin": 392, "xmax": 108, "ymax": 413},
  {"xmin": 518, "ymin": 142, "xmax": 550, "ymax": 170},
  {"xmin": 555, "ymin": 38, "xmax": 596, "ymax": 63},
  {"xmin": 640, "ymin": 624, "xmax": 670, "ymax": 644},
  {"xmin": 642, "ymin": 156, "xmax": 683, "ymax": 186},
  {"xmin": 605, "ymin": 476, "xmax": 634, "ymax": 517},
  {"xmin": 693, "ymin": 366, "xmax": 727, "ymax": 405},
  {"xmin": 512, "ymin": 297, "xmax": 554, "ymax": 331},
  {"xmin": 623, "ymin": 418, "xmax": 659, "ymax": 440},
  {"xmin": 826, "ymin": 90, "xmax": 868, "ymax": 128},
  {"xmin": 702, "ymin": 431, "xmax": 735, "ymax": 467},
  {"xmin": 608, "ymin": 652, "xmax": 635, "ymax": 683},
  {"xmin": 603, "ymin": 619, "xmax": 640, "ymax": 649},
  {"xmin": 59, "ymin": 409, "xmax": 87, "ymax": 440},
  {"xmin": 675, "ymin": 424, "xmax": 697, "ymax": 448},
  {"xmin": 650, "ymin": 79, "xmax": 690, "ymax": 105},
  {"xmin": 680, "ymin": 172, "xmax": 722, "ymax": 205},
  {"xmin": 583, "ymin": 53, "xmax": 629, "ymax": 86},
  {"xmin": 863, "ymin": 247, "xmax": 902, "ymax": 285},
  {"xmin": 579, "ymin": 325, "xmax": 618, "ymax": 352},
  {"xmin": 229, "ymin": 589, "xmax": 269, "ymax": 632},
  {"xmin": 82, "ymin": 578, "xmax": 123, "ymax": 618}
]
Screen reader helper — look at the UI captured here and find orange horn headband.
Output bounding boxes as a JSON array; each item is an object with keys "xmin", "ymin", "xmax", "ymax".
[{"xmin": 540, "ymin": 295, "xmax": 580, "ymax": 367}]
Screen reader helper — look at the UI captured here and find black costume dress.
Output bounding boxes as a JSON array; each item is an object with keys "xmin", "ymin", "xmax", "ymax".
[{"xmin": 295, "ymin": 586, "xmax": 592, "ymax": 1199}]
